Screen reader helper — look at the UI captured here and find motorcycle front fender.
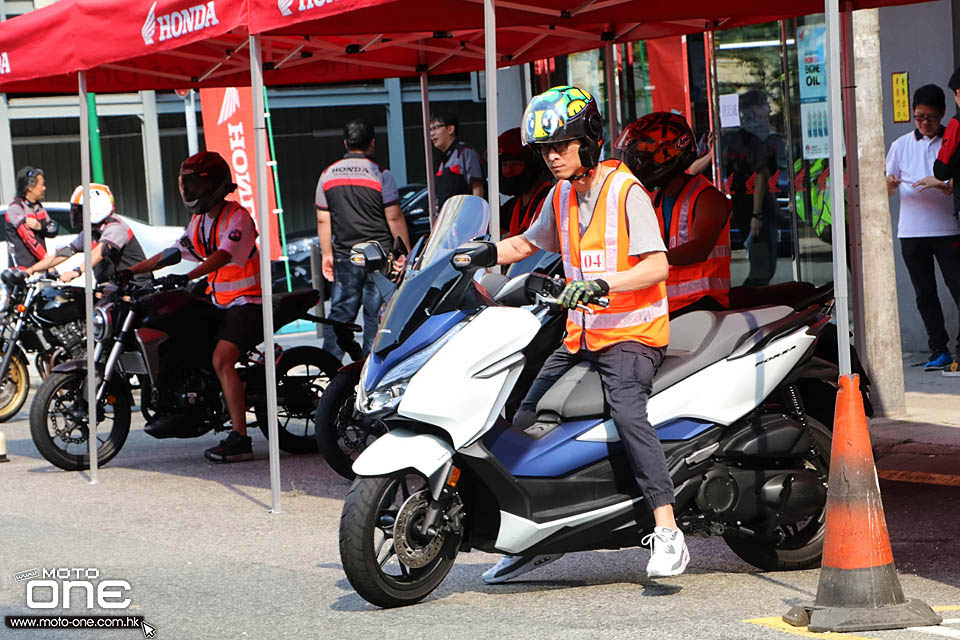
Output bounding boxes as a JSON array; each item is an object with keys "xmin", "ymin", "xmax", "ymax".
[
  {"xmin": 352, "ymin": 429, "xmax": 455, "ymax": 498},
  {"xmin": 51, "ymin": 358, "xmax": 88, "ymax": 374}
]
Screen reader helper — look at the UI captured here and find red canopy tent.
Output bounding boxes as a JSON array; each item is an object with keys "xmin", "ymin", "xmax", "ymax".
[{"xmin": 0, "ymin": 0, "xmax": 918, "ymax": 505}]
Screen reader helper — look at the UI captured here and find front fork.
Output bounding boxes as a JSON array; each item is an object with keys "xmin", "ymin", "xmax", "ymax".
[
  {"xmin": 95, "ymin": 311, "xmax": 136, "ymax": 403},
  {"xmin": 0, "ymin": 285, "xmax": 36, "ymax": 380}
]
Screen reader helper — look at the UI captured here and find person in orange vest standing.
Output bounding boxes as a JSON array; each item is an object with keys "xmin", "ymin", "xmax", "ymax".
[
  {"xmin": 122, "ymin": 151, "xmax": 263, "ymax": 463},
  {"xmin": 485, "ymin": 86, "xmax": 687, "ymax": 584},
  {"xmin": 614, "ymin": 112, "xmax": 732, "ymax": 318}
]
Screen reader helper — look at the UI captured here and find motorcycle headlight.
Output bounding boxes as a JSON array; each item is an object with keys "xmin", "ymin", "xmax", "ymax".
[
  {"xmin": 360, "ymin": 320, "xmax": 467, "ymax": 414},
  {"xmin": 92, "ymin": 305, "xmax": 112, "ymax": 342}
]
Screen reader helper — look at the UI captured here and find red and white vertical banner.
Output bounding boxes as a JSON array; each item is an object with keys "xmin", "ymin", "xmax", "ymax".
[{"xmin": 199, "ymin": 86, "xmax": 282, "ymax": 259}]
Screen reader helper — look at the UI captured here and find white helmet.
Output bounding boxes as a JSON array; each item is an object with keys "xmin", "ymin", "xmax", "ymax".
[{"xmin": 70, "ymin": 183, "xmax": 115, "ymax": 225}]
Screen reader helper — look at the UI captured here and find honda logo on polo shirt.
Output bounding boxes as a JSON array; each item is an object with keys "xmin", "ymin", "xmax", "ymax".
[
  {"xmin": 142, "ymin": 1, "xmax": 220, "ymax": 46},
  {"xmin": 0, "ymin": 52, "xmax": 9, "ymax": 75},
  {"xmin": 278, "ymin": 0, "xmax": 341, "ymax": 17}
]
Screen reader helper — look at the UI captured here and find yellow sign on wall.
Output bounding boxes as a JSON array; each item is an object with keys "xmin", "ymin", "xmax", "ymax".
[{"xmin": 892, "ymin": 72, "xmax": 910, "ymax": 123}]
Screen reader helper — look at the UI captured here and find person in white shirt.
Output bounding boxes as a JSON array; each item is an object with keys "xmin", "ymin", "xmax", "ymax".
[{"xmin": 886, "ymin": 84, "xmax": 959, "ymax": 371}]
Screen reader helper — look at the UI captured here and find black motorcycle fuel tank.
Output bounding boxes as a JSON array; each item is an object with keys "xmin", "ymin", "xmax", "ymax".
[
  {"xmin": 34, "ymin": 286, "xmax": 85, "ymax": 326},
  {"xmin": 141, "ymin": 290, "xmax": 224, "ymax": 368}
]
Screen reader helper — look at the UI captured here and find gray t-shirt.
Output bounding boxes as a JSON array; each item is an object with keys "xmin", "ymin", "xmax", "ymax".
[{"xmin": 523, "ymin": 181, "xmax": 666, "ymax": 256}]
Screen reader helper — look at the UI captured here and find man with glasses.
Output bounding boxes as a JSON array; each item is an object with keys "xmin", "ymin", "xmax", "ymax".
[
  {"xmin": 887, "ymin": 84, "xmax": 959, "ymax": 371},
  {"xmin": 5, "ymin": 166, "xmax": 58, "ymax": 269},
  {"xmin": 429, "ymin": 112, "xmax": 484, "ymax": 212}
]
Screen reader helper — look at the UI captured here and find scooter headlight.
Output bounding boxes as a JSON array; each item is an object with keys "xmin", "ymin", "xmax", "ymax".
[{"xmin": 360, "ymin": 320, "xmax": 467, "ymax": 414}]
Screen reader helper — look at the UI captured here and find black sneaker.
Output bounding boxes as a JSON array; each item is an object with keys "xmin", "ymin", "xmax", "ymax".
[{"xmin": 203, "ymin": 431, "xmax": 253, "ymax": 463}]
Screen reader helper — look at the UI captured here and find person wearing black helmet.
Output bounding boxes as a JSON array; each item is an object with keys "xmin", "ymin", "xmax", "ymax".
[
  {"xmin": 486, "ymin": 86, "xmax": 688, "ymax": 584},
  {"xmin": 5, "ymin": 166, "xmax": 58, "ymax": 269},
  {"xmin": 123, "ymin": 151, "xmax": 263, "ymax": 463},
  {"xmin": 497, "ymin": 127, "xmax": 552, "ymax": 237},
  {"xmin": 614, "ymin": 112, "xmax": 732, "ymax": 317}
]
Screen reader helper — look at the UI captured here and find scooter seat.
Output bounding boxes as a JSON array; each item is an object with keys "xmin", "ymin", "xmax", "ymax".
[
  {"xmin": 654, "ymin": 305, "xmax": 793, "ymax": 394},
  {"xmin": 534, "ymin": 305, "xmax": 794, "ymax": 422},
  {"xmin": 272, "ymin": 289, "xmax": 321, "ymax": 328}
]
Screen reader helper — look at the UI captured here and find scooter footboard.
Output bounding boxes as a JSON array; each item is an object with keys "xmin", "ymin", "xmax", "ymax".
[{"xmin": 352, "ymin": 429, "xmax": 455, "ymax": 488}]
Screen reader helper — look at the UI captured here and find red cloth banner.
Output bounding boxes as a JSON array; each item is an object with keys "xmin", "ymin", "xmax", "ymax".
[
  {"xmin": 646, "ymin": 36, "xmax": 690, "ymax": 121},
  {"xmin": 199, "ymin": 86, "xmax": 282, "ymax": 260}
]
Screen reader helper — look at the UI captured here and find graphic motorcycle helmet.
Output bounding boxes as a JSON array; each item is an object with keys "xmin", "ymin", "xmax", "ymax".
[
  {"xmin": 497, "ymin": 127, "xmax": 545, "ymax": 196},
  {"xmin": 521, "ymin": 85, "xmax": 604, "ymax": 172},
  {"xmin": 613, "ymin": 111, "xmax": 697, "ymax": 190},
  {"xmin": 179, "ymin": 151, "xmax": 237, "ymax": 215},
  {"xmin": 69, "ymin": 182, "xmax": 115, "ymax": 227}
]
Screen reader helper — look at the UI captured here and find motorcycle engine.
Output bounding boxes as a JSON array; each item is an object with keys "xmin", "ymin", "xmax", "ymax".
[
  {"xmin": 47, "ymin": 320, "xmax": 86, "ymax": 357},
  {"xmin": 168, "ymin": 374, "xmax": 223, "ymax": 419}
]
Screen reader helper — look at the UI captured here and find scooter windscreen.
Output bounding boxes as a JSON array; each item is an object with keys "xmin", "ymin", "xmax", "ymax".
[{"xmin": 372, "ymin": 196, "xmax": 490, "ymax": 355}]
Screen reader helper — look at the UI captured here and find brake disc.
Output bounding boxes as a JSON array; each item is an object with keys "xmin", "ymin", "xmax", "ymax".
[{"xmin": 393, "ymin": 490, "xmax": 446, "ymax": 569}]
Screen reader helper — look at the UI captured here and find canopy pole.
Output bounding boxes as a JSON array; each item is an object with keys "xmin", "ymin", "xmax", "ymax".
[
  {"xmin": 604, "ymin": 41, "xmax": 619, "ymax": 144},
  {"xmin": 780, "ymin": 20, "xmax": 802, "ymax": 282},
  {"xmin": 484, "ymin": 0, "xmax": 500, "ymax": 242},
  {"xmin": 419, "ymin": 72, "xmax": 438, "ymax": 226},
  {"xmin": 78, "ymin": 71, "xmax": 97, "ymax": 485},
  {"xmin": 249, "ymin": 34, "xmax": 282, "ymax": 514},
  {"xmin": 185, "ymin": 89, "xmax": 199, "ymax": 156},
  {"xmin": 705, "ymin": 31, "xmax": 722, "ymax": 189},
  {"xmin": 825, "ymin": 0, "xmax": 851, "ymax": 376}
]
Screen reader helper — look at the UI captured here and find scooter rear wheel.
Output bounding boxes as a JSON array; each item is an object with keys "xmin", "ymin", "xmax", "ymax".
[
  {"xmin": 340, "ymin": 472, "xmax": 461, "ymax": 608},
  {"xmin": 723, "ymin": 416, "xmax": 831, "ymax": 571}
]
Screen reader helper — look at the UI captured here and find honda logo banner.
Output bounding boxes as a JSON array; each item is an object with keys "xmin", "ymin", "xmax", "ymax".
[{"xmin": 199, "ymin": 87, "xmax": 282, "ymax": 260}]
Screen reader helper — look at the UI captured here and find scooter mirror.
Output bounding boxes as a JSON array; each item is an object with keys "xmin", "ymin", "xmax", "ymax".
[
  {"xmin": 451, "ymin": 241, "xmax": 497, "ymax": 272},
  {"xmin": 350, "ymin": 241, "xmax": 387, "ymax": 273},
  {"xmin": 155, "ymin": 247, "xmax": 182, "ymax": 269}
]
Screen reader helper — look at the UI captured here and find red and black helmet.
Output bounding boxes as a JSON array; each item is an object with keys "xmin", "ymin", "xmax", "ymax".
[
  {"xmin": 178, "ymin": 151, "xmax": 237, "ymax": 215},
  {"xmin": 497, "ymin": 127, "xmax": 545, "ymax": 196},
  {"xmin": 614, "ymin": 112, "xmax": 696, "ymax": 190}
]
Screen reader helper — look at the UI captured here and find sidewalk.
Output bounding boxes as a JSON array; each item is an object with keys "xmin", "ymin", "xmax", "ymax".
[{"xmin": 870, "ymin": 353, "xmax": 960, "ymax": 478}]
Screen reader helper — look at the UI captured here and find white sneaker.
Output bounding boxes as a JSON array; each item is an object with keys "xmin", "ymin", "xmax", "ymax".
[
  {"xmin": 643, "ymin": 526, "xmax": 689, "ymax": 578},
  {"xmin": 481, "ymin": 553, "xmax": 565, "ymax": 584}
]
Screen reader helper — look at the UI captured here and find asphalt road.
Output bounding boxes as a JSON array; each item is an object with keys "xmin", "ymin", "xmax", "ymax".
[{"xmin": 1, "ymin": 365, "xmax": 959, "ymax": 640}]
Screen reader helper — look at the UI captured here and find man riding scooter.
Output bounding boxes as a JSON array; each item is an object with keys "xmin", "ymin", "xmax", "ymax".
[
  {"xmin": 487, "ymin": 85, "xmax": 688, "ymax": 582},
  {"xmin": 121, "ymin": 151, "xmax": 263, "ymax": 464},
  {"xmin": 25, "ymin": 183, "xmax": 151, "ymax": 285},
  {"xmin": 614, "ymin": 112, "xmax": 732, "ymax": 318}
]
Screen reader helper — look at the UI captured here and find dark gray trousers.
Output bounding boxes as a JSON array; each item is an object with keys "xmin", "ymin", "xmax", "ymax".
[{"xmin": 515, "ymin": 342, "xmax": 675, "ymax": 509}]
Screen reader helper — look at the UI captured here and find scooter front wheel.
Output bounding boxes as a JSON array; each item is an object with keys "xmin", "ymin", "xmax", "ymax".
[
  {"xmin": 340, "ymin": 472, "xmax": 462, "ymax": 608},
  {"xmin": 29, "ymin": 372, "xmax": 131, "ymax": 471}
]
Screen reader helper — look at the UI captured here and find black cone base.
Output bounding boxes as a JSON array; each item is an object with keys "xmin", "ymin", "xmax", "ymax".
[{"xmin": 784, "ymin": 599, "xmax": 941, "ymax": 633}]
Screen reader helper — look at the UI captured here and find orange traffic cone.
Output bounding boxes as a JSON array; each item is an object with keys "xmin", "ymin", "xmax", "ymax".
[{"xmin": 783, "ymin": 374, "xmax": 940, "ymax": 632}]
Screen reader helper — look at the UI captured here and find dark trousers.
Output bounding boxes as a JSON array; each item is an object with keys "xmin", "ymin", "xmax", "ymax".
[
  {"xmin": 900, "ymin": 235, "xmax": 960, "ymax": 355},
  {"xmin": 516, "ymin": 342, "xmax": 675, "ymax": 509},
  {"xmin": 322, "ymin": 254, "xmax": 383, "ymax": 360}
]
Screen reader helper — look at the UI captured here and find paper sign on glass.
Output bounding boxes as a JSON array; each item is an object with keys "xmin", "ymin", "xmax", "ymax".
[{"xmin": 719, "ymin": 94, "xmax": 740, "ymax": 128}]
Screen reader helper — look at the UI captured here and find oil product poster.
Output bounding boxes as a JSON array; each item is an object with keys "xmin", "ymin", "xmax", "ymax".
[{"xmin": 797, "ymin": 23, "xmax": 829, "ymax": 159}]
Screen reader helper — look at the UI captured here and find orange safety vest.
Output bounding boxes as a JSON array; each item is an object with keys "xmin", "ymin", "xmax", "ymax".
[
  {"xmin": 555, "ymin": 161, "xmax": 669, "ymax": 353},
  {"xmin": 655, "ymin": 174, "xmax": 731, "ymax": 312},
  {"xmin": 191, "ymin": 201, "xmax": 262, "ymax": 307}
]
